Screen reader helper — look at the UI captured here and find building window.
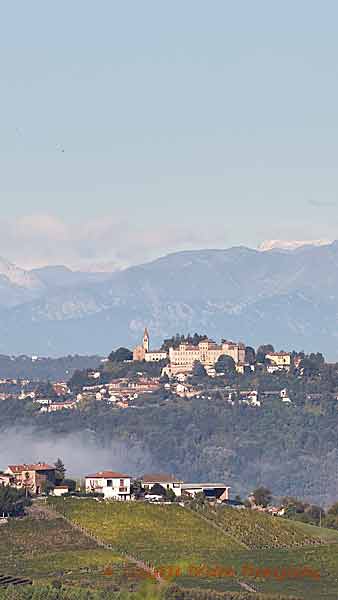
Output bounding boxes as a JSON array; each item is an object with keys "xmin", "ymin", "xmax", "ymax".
[
  {"xmin": 120, "ymin": 479, "xmax": 124, "ymax": 487},
  {"xmin": 107, "ymin": 480, "xmax": 113, "ymax": 487}
]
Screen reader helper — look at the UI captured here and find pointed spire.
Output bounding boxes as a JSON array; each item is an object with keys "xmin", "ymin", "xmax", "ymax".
[{"xmin": 143, "ymin": 328, "xmax": 149, "ymax": 352}]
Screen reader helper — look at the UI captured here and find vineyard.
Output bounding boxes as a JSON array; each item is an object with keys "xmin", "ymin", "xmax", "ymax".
[
  {"xmin": 46, "ymin": 498, "xmax": 338, "ymax": 599},
  {"xmin": 48, "ymin": 498, "xmax": 243, "ymax": 567},
  {"xmin": 0, "ymin": 516, "xmax": 142, "ymax": 591},
  {"xmin": 196, "ymin": 505, "xmax": 334, "ymax": 550}
]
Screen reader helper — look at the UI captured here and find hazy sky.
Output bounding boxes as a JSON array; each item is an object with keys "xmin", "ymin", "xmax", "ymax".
[{"xmin": 1, "ymin": 1, "xmax": 338, "ymax": 269}]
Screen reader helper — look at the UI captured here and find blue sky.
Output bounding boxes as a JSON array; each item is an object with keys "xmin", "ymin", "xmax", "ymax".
[{"xmin": 1, "ymin": 1, "xmax": 338, "ymax": 268}]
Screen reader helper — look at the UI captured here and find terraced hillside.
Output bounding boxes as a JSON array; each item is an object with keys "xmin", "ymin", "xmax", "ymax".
[
  {"xmin": 48, "ymin": 498, "xmax": 338, "ymax": 599},
  {"xmin": 49, "ymin": 499, "xmax": 243, "ymax": 568},
  {"xmin": 0, "ymin": 515, "xmax": 144, "ymax": 591},
  {"xmin": 197, "ymin": 505, "xmax": 334, "ymax": 549}
]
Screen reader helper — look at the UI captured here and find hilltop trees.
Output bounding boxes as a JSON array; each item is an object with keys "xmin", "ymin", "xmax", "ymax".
[
  {"xmin": 161, "ymin": 333, "xmax": 208, "ymax": 352},
  {"xmin": 256, "ymin": 344, "xmax": 275, "ymax": 363},
  {"xmin": 108, "ymin": 347, "xmax": 133, "ymax": 362},
  {"xmin": 245, "ymin": 346, "xmax": 256, "ymax": 365}
]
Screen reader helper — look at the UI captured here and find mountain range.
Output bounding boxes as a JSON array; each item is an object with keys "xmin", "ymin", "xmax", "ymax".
[{"xmin": 1, "ymin": 241, "xmax": 338, "ymax": 358}]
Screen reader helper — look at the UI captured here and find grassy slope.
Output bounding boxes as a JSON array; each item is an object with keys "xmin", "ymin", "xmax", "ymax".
[
  {"xmin": 0, "ymin": 517, "xmax": 144, "ymax": 590},
  {"xmin": 177, "ymin": 544, "xmax": 338, "ymax": 600},
  {"xmin": 49, "ymin": 499, "xmax": 338, "ymax": 599},
  {"xmin": 50, "ymin": 499, "xmax": 243, "ymax": 568},
  {"xmin": 197, "ymin": 505, "xmax": 338, "ymax": 549}
]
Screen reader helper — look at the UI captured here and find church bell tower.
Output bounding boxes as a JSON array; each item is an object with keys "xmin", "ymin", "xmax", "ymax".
[{"xmin": 143, "ymin": 328, "xmax": 150, "ymax": 353}]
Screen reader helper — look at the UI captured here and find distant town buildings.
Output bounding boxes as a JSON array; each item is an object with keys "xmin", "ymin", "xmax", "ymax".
[{"xmin": 266, "ymin": 352, "xmax": 291, "ymax": 373}]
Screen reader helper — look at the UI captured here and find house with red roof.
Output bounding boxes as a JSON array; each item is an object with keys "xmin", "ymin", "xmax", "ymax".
[
  {"xmin": 140, "ymin": 473, "xmax": 183, "ymax": 497},
  {"xmin": 85, "ymin": 470, "xmax": 131, "ymax": 501},
  {"xmin": 5, "ymin": 463, "xmax": 56, "ymax": 495}
]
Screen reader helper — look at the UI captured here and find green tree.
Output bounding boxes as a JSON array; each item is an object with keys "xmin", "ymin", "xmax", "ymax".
[
  {"xmin": 108, "ymin": 347, "xmax": 133, "ymax": 362},
  {"xmin": 63, "ymin": 478, "xmax": 77, "ymax": 492},
  {"xmin": 252, "ymin": 486, "xmax": 272, "ymax": 508},
  {"xmin": 215, "ymin": 355, "xmax": 236, "ymax": 374},
  {"xmin": 149, "ymin": 483, "xmax": 166, "ymax": 497},
  {"xmin": 131, "ymin": 480, "xmax": 144, "ymax": 499},
  {"xmin": 0, "ymin": 486, "xmax": 32, "ymax": 517},
  {"xmin": 165, "ymin": 488, "xmax": 176, "ymax": 502},
  {"xmin": 245, "ymin": 346, "xmax": 256, "ymax": 365},
  {"xmin": 256, "ymin": 344, "xmax": 275, "ymax": 363},
  {"xmin": 54, "ymin": 458, "xmax": 66, "ymax": 484},
  {"xmin": 192, "ymin": 361, "xmax": 207, "ymax": 378}
]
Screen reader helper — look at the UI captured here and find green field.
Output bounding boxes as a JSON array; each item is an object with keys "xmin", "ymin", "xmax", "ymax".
[
  {"xmin": 0, "ymin": 516, "xmax": 145, "ymax": 591},
  {"xmin": 47, "ymin": 498, "xmax": 338, "ymax": 599}
]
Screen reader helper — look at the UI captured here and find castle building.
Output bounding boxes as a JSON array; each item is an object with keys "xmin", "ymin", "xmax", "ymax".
[
  {"xmin": 167, "ymin": 339, "xmax": 246, "ymax": 376},
  {"xmin": 133, "ymin": 329, "xmax": 245, "ymax": 375}
]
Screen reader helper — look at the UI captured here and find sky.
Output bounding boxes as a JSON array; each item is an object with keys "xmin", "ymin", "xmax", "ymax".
[{"xmin": 1, "ymin": 1, "xmax": 338, "ymax": 269}]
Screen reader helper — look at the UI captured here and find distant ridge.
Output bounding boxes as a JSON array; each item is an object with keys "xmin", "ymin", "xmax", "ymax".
[{"xmin": 0, "ymin": 242, "xmax": 338, "ymax": 357}]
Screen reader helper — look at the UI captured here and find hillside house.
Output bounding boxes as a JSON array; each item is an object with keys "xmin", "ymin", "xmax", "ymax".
[
  {"xmin": 141, "ymin": 473, "xmax": 183, "ymax": 497},
  {"xmin": 5, "ymin": 463, "xmax": 56, "ymax": 495},
  {"xmin": 182, "ymin": 483, "xmax": 231, "ymax": 502},
  {"xmin": 266, "ymin": 352, "xmax": 291, "ymax": 372},
  {"xmin": 85, "ymin": 471, "xmax": 131, "ymax": 500}
]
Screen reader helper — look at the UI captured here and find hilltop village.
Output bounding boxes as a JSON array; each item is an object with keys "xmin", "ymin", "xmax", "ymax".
[{"xmin": 0, "ymin": 328, "xmax": 332, "ymax": 414}]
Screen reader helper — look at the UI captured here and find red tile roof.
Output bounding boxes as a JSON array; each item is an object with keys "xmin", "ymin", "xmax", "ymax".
[
  {"xmin": 8, "ymin": 463, "xmax": 55, "ymax": 473},
  {"xmin": 85, "ymin": 471, "xmax": 130, "ymax": 479},
  {"xmin": 141, "ymin": 473, "xmax": 182, "ymax": 484}
]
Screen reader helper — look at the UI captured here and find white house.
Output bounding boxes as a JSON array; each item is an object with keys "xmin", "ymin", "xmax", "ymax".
[
  {"xmin": 141, "ymin": 473, "xmax": 183, "ymax": 497},
  {"xmin": 85, "ymin": 471, "xmax": 131, "ymax": 501}
]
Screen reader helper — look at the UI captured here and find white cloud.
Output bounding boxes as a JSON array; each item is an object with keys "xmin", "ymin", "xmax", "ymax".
[{"xmin": 0, "ymin": 214, "xmax": 228, "ymax": 271}]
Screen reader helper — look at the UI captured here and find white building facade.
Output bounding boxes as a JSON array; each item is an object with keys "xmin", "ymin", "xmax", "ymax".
[{"xmin": 85, "ymin": 471, "xmax": 131, "ymax": 501}]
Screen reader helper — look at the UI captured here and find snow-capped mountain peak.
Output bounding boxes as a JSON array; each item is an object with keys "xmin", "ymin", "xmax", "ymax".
[{"xmin": 258, "ymin": 239, "xmax": 331, "ymax": 252}]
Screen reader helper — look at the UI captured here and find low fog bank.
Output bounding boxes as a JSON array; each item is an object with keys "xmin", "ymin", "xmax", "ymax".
[{"xmin": 0, "ymin": 427, "xmax": 158, "ymax": 479}]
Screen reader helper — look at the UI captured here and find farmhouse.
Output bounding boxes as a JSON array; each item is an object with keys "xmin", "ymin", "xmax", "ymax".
[
  {"xmin": 85, "ymin": 471, "xmax": 131, "ymax": 501},
  {"xmin": 141, "ymin": 473, "xmax": 183, "ymax": 497},
  {"xmin": 5, "ymin": 463, "xmax": 56, "ymax": 495}
]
